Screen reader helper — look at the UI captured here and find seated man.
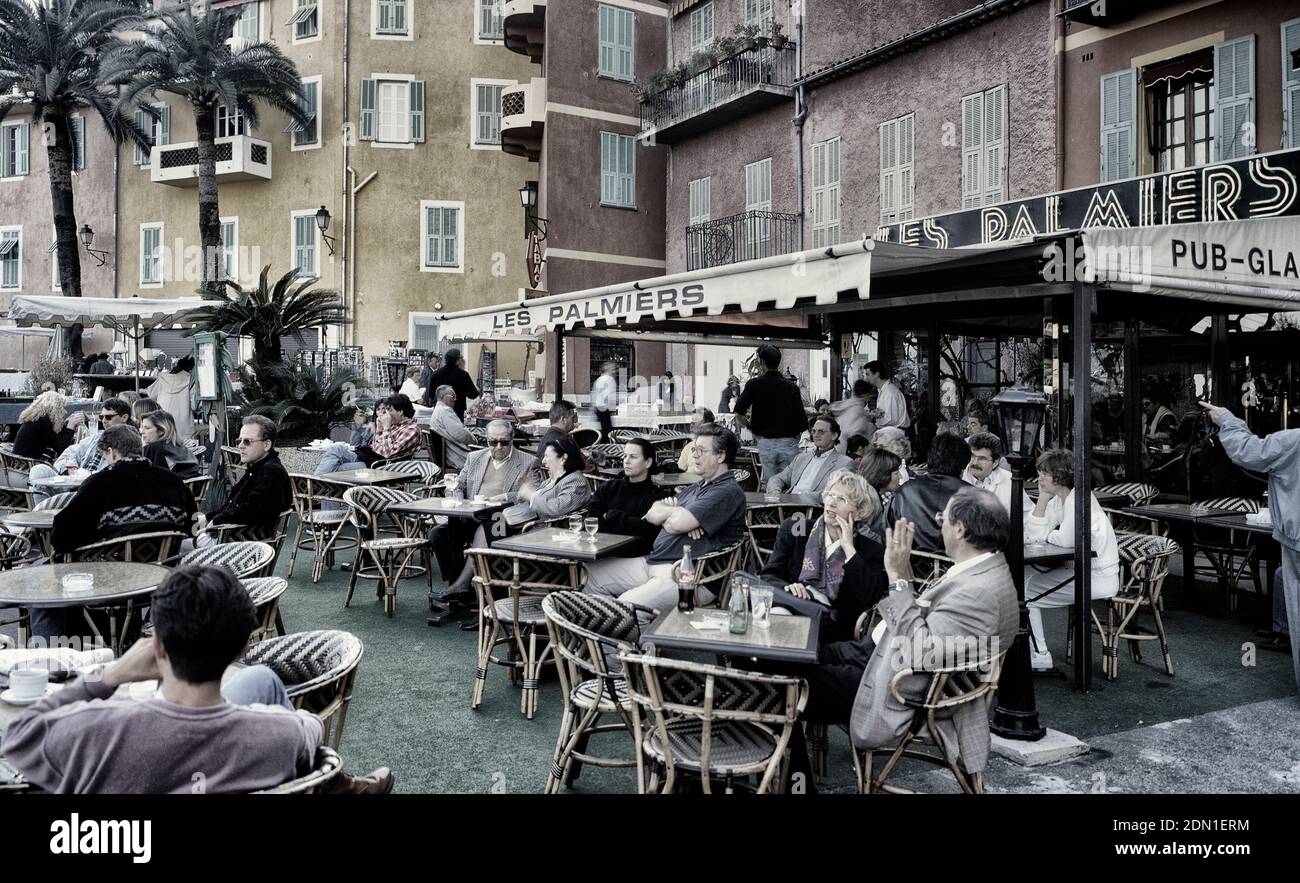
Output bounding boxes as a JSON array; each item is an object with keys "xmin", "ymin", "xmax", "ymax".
[
  {"xmin": 584, "ymin": 423, "xmax": 746, "ymax": 611},
  {"xmin": 429, "ymin": 419, "xmax": 538, "ymax": 606},
  {"xmin": 26, "ymin": 397, "xmax": 133, "ymax": 487},
  {"xmin": 674, "ymin": 407, "xmax": 714, "ymax": 473},
  {"xmin": 886, "ymin": 431, "xmax": 970, "ymax": 553},
  {"xmin": 536, "ymin": 399, "xmax": 585, "ymax": 468},
  {"xmin": 198, "ymin": 415, "xmax": 292, "ymax": 545},
  {"xmin": 50, "ymin": 424, "xmax": 196, "ymax": 555},
  {"xmin": 316, "ymin": 394, "xmax": 422, "ymax": 474},
  {"xmin": 4, "ymin": 565, "xmax": 391, "ymax": 793},
  {"xmin": 963, "ymin": 431, "xmax": 1028, "ymax": 515},
  {"xmin": 778, "ymin": 487, "xmax": 1018, "ymax": 791},
  {"xmin": 429, "ymin": 384, "xmax": 475, "ymax": 470},
  {"xmin": 766, "ymin": 415, "xmax": 854, "ymax": 495},
  {"xmin": 1023, "ymin": 448, "xmax": 1120, "ymax": 671}
]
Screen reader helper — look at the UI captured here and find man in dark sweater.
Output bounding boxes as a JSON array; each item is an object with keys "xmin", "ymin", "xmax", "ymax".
[
  {"xmin": 426, "ymin": 348, "xmax": 480, "ymax": 420},
  {"xmin": 200, "ymin": 415, "xmax": 292, "ymax": 545},
  {"xmin": 733, "ymin": 344, "xmax": 807, "ymax": 481},
  {"xmin": 417, "ymin": 351, "xmax": 442, "ymax": 407},
  {"xmin": 536, "ymin": 399, "xmax": 584, "ymax": 468},
  {"xmin": 587, "ymin": 438, "xmax": 668, "ymax": 557}
]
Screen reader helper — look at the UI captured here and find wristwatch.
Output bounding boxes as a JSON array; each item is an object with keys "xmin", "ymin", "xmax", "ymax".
[{"xmin": 889, "ymin": 578, "xmax": 911, "ymax": 593}]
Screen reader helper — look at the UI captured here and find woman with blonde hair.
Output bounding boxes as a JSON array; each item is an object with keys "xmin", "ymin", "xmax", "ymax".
[
  {"xmin": 759, "ymin": 469, "xmax": 888, "ymax": 642},
  {"xmin": 14, "ymin": 391, "xmax": 76, "ymax": 460},
  {"xmin": 871, "ymin": 426, "xmax": 913, "ymax": 484},
  {"xmin": 140, "ymin": 409, "xmax": 200, "ymax": 479}
]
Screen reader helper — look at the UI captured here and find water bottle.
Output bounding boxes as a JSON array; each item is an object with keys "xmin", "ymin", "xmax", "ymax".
[
  {"xmin": 728, "ymin": 576, "xmax": 751, "ymax": 634},
  {"xmin": 676, "ymin": 545, "xmax": 696, "ymax": 613}
]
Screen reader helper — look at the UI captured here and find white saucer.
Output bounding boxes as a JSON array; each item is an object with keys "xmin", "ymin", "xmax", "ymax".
[{"xmin": 0, "ymin": 688, "xmax": 43, "ymax": 706}]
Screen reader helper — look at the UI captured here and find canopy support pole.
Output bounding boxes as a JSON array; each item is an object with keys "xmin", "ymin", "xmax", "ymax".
[
  {"xmin": 552, "ymin": 329, "xmax": 564, "ymax": 400},
  {"xmin": 1072, "ymin": 279, "xmax": 1094, "ymax": 693}
]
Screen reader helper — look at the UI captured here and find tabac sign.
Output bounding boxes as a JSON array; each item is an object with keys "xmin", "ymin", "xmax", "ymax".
[{"xmin": 875, "ymin": 149, "xmax": 1300, "ymax": 249}]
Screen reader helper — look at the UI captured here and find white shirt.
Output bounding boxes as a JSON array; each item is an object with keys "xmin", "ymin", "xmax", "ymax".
[
  {"xmin": 875, "ymin": 380, "xmax": 910, "ymax": 430},
  {"xmin": 592, "ymin": 373, "xmax": 618, "ymax": 412},
  {"xmin": 963, "ymin": 466, "xmax": 1029, "ymax": 515},
  {"xmin": 1024, "ymin": 489, "xmax": 1120, "ymax": 588}
]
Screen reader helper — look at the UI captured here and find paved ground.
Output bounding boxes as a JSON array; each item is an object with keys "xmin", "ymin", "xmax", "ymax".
[{"xmin": 4, "ymin": 534, "xmax": 1296, "ymax": 794}]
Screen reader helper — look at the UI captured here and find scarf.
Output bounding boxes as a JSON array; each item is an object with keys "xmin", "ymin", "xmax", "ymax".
[{"xmin": 797, "ymin": 516, "xmax": 881, "ymax": 602}]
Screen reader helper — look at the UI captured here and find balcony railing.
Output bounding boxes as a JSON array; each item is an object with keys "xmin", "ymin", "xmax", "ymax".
[
  {"xmin": 500, "ymin": 78, "xmax": 545, "ymax": 162},
  {"xmin": 151, "ymin": 134, "xmax": 272, "ymax": 187},
  {"xmin": 640, "ymin": 43, "xmax": 797, "ymax": 143},
  {"xmin": 685, "ymin": 210, "xmax": 802, "ymax": 271}
]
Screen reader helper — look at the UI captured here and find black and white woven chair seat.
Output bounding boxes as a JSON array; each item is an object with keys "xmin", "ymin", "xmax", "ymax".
[
  {"xmin": 1097, "ymin": 483, "xmax": 1160, "ymax": 506},
  {"xmin": 34, "ymin": 491, "xmax": 76, "ymax": 511},
  {"xmin": 243, "ymin": 629, "xmax": 364, "ymax": 696},
  {"xmin": 386, "ymin": 460, "xmax": 442, "ymax": 485},
  {"xmin": 303, "ymin": 508, "xmax": 350, "ymax": 525},
  {"xmin": 1197, "ymin": 496, "xmax": 1260, "ymax": 513},
  {"xmin": 644, "ymin": 718, "xmax": 778, "ymax": 773},
  {"xmin": 364, "ymin": 536, "xmax": 425, "ymax": 550},
  {"xmin": 570, "ymin": 677, "xmax": 630, "ymax": 712},
  {"xmin": 490, "ymin": 595, "xmax": 547, "ymax": 624},
  {"xmin": 545, "ymin": 591, "xmax": 639, "ymax": 643},
  {"xmin": 182, "ymin": 541, "xmax": 275, "ymax": 578},
  {"xmin": 242, "ymin": 577, "xmax": 288, "ymax": 607},
  {"xmin": 1115, "ymin": 532, "xmax": 1179, "ymax": 564}
]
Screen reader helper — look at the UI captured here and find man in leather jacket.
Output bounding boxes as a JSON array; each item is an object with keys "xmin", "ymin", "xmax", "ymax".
[{"xmin": 885, "ymin": 431, "xmax": 970, "ymax": 553}]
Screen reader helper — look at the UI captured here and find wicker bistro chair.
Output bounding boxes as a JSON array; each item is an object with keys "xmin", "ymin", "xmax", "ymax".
[
  {"xmin": 33, "ymin": 491, "xmax": 75, "ymax": 511},
  {"xmin": 587, "ymin": 443, "xmax": 625, "ymax": 469},
  {"xmin": 243, "ymin": 629, "xmax": 365, "ymax": 750},
  {"xmin": 181, "ymin": 541, "xmax": 276, "ymax": 579},
  {"xmin": 618, "ymin": 651, "xmax": 807, "ymax": 794},
  {"xmin": 607, "ymin": 429, "xmax": 640, "ymax": 445},
  {"xmin": 1191, "ymin": 496, "xmax": 1264, "ymax": 611},
  {"xmin": 1097, "ymin": 482, "xmax": 1163, "ymax": 535},
  {"xmin": 384, "ymin": 459, "xmax": 443, "ymax": 497},
  {"xmin": 287, "ymin": 474, "xmax": 358, "ymax": 583},
  {"xmin": 0, "ymin": 531, "xmax": 33, "ymax": 633},
  {"xmin": 254, "ymin": 746, "xmax": 344, "ymax": 794},
  {"xmin": 342, "ymin": 486, "xmax": 431, "ymax": 618},
  {"xmin": 541, "ymin": 592, "xmax": 649, "ymax": 793},
  {"xmin": 469, "ymin": 548, "xmax": 586, "ymax": 720},
  {"xmin": 183, "ymin": 475, "xmax": 212, "ymax": 508},
  {"xmin": 743, "ymin": 504, "xmax": 819, "ymax": 573},
  {"xmin": 851, "ymin": 650, "xmax": 1008, "ymax": 795},
  {"xmin": 242, "ymin": 577, "xmax": 290, "ymax": 643},
  {"xmin": 1067, "ymin": 533, "xmax": 1179, "ymax": 680},
  {"xmin": 572, "ymin": 428, "xmax": 601, "ymax": 449}
]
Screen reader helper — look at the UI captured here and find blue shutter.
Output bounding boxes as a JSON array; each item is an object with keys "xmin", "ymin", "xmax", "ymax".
[
  {"xmin": 360, "ymin": 79, "xmax": 376, "ymax": 140},
  {"xmin": 1283, "ymin": 19, "xmax": 1300, "ymax": 150},
  {"xmin": 1214, "ymin": 35, "xmax": 1256, "ymax": 160},
  {"xmin": 409, "ymin": 80, "xmax": 424, "ymax": 143},
  {"xmin": 1099, "ymin": 69, "xmax": 1136, "ymax": 183}
]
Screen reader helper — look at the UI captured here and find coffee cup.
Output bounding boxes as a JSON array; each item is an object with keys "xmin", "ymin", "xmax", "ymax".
[{"xmin": 9, "ymin": 665, "xmax": 50, "ymax": 701}]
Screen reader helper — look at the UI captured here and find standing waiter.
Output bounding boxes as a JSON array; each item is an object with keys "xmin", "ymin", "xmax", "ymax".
[
  {"xmin": 591, "ymin": 361, "xmax": 619, "ymax": 440},
  {"xmin": 734, "ymin": 344, "xmax": 806, "ymax": 480},
  {"xmin": 427, "ymin": 348, "xmax": 480, "ymax": 420},
  {"xmin": 1201, "ymin": 401, "xmax": 1300, "ymax": 693}
]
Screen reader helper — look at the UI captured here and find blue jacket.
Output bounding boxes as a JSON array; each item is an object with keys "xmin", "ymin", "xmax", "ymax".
[{"xmin": 1217, "ymin": 413, "xmax": 1300, "ymax": 551}]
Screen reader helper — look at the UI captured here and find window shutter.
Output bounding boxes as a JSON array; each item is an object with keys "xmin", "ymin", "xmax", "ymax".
[
  {"xmin": 961, "ymin": 92, "xmax": 984, "ymax": 209},
  {"xmin": 879, "ymin": 119, "xmax": 896, "ymax": 223},
  {"xmin": 1099, "ymin": 69, "xmax": 1136, "ymax": 182},
  {"xmin": 409, "ymin": 80, "xmax": 425, "ymax": 143},
  {"xmin": 898, "ymin": 115, "xmax": 913, "ymax": 221},
  {"xmin": 621, "ymin": 134, "xmax": 635, "ymax": 206},
  {"xmin": 360, "ymin": 79, "xmax": 376, "ymax": 140},
  {"xmin": 159, "ymin": 105, "xmax": 170, "ymax": 147},
  {"xmin": 1283, "ymin": 19, "xmax": 1300, "ymax": 149},
  {"xmin": 982, "ymin": 84, "xmax": 1006, "ymax": 206},
  {"xmin": 1214, "ymin": 35, "xmax": 1256, "ymax": 160},
  {"xmin": 134, "ymin": 109, "xmax": 147, "ymax": 165},
  {"xmin": 600, "ymin": 132, "xmax": 614, "ymax": 204},
  {"xmin": 15, "ymin": 122, "xmax": 28, "ymax": 176},
  {"xmin": 618, "ymin": 9, "xmax": 634, "ymax": 81},
  {"xmin": 598, "ymin": 5, "xmax": 613, "ymax": 76}
]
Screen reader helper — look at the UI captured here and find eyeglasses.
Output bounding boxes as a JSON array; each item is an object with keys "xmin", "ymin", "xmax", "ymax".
[
  {"xmin": 822, "ymin": 492, "xmax": 849, "ymax": 506},
  {"xmin": 98, "ymin": 413, "xmax": 116, "ymax": 421},
  {"xmin": 236, "ymin": 436, "xmax": 266, "ymax": 446},
  {"xmin": 810, "ymin": 428, "xmax": 832, "ymax": 435},
  {"xmin": 487, "ymin": 439, "xmax": 512, "ymax": 447}
]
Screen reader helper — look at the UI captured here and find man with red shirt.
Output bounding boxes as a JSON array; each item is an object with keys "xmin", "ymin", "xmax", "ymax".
[{"xmin": 316, "ymin": 394, "xmax": 422, "ymax": 475}]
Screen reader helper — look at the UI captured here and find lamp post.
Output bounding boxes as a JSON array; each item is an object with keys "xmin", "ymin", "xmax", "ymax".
[
  {"xmin": 77, "ymin": 225, "xmax": 111, "ymax": 268},
  {"xmin": 990, "ymin": 386, "xmax": 1048, "ymax": 741},
  {"xmin": 315, "ymin": 206, "xmax": 338, "ymax": 256}
]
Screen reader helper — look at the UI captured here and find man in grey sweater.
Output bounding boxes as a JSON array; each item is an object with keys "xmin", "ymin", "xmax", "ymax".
[
  {"xmin": 1203, "ymin": 401, "xmax": 1300, "ymax": 693},
  {"xmin": 3, "ymin": 566, "xmax": 392, "ymax": 794}
]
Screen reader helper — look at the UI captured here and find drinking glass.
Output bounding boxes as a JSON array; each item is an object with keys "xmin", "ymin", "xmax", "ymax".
[
  {"xmin": 569, "ymin": 514, "xmax": 584, "ymax": 540},
  {"xmin": 750, "ymin": 587, "xmax": 773, "ymax": 629},
  {"xmin": 584, "ymin": 517, "xmax": 600, "ymax": 542}
]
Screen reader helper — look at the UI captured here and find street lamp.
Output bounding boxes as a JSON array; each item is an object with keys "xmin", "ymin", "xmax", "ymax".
[
  {"xmin": 990, "ymin": 386, "xmax": 1048, "ymax": 742},
  {"xmin": 518, "ymin": 182, "xmax": 547, "ymax": 239},
  {"xmin": 77, "ymin": 224, "xmax": 111, "ymax": 268},
  {"xmin": 315, "ymin": 206, "xmax": 338, "ymax": 256}
]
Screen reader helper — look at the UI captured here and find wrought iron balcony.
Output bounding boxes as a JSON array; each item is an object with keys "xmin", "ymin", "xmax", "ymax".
[
  {"xmin": 503, "ymin": 0, "xmax": 545, "ymax": 62},
  {"xmin": 685, "ymin": 210, "xmax": 802, "ymax": 271},
  {"xmin": 151, "ymin": 134, "xmax": 272, "ymax": 187},
  {"xmin": 500, "ymin": 78, "xmax": 545, "ymax": 162},
  {"xmin": 639, "ymin": 43, "xmax": 797, "ymax": 144}
]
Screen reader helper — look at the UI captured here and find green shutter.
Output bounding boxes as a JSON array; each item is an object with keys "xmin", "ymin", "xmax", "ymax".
[
  {"xmin": 1099, "ymin": 69, "xmax": 1137, "ymax": 183},
  {"xmin": 1214, "ymin": 35, "xmax": 1256, "ymax": 160},
  {"xmin": 1283, "ymin": 19, "xmax": 1300, "ymax": 150},
  {"xmin": 409, "ymin": 80, "xmax": 424, "ymax": 143},
  {"xmin": 360, "ymin": 79, "xmax": 376, "ymax": 140}
]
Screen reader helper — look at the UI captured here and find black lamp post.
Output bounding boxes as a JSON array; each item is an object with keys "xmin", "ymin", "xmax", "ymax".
[
  {"xmin": 518, "ymin": 182, "xmax": 547, "ymax": 239},
  {"xmin": 77, "ymin": 225, "xmax": 111, "ymax": 268},
  {"xmin": 315, "ymin": 206, "xmax": 338, "ymax": 256},
  {"xmin": 990, "ymin": 386, "xmax": 1048, "ymax": 741}
]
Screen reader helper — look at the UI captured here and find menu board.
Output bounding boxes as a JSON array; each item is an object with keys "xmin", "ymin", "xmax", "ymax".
[{"xmin": 478, "ymin": 349, "xmax": 496, "ymax": 401}]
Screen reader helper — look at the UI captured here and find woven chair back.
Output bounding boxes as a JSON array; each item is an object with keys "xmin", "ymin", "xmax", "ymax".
[
  {"xmin": 183, "ymin": 541, "xmax": 275, "ymax": 579},
  {"xmin": 619, "ymin": 651, "xmax": 803, "ymax": 727},
  {"xmin": 254, "ymin": 747, "xmax": 343, "ymax": 794},
  {"xmin": 542, "ymin": 591, "xmax": 638, "ymax": 680},
  {"xmin": 62, "ymin": 530, "xmax": 184, "ymax": 564},
  {"xmin": 183, "ymin": 476, "xmax": 212, "ymax": 507},
  {"xmin": 34, "ymin": 491, "xmax": 76, "ymax": 511}
]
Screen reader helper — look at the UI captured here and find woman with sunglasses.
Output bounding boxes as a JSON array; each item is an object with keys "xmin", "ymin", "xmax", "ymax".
[{"xmin": 760, "ymin": 469, "xmax": 888, "ymax": 643}]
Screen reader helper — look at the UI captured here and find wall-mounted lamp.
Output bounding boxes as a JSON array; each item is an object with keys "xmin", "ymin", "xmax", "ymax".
[
  {"xmin": 315, "ymin": 206, "xmax": 338, "ymax": 256},
  {"xmin": 78, "ymin": 225, "xmax": 111, "ymax": 268},
  {"xmin": 518, "ymin": 182, "xmax": 547, "ymax": 240}
]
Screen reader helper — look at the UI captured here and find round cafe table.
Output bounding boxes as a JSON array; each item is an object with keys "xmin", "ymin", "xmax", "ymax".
[
  {"xmin": 27, "ymin": 473, "xmax": 86, "ymax": 493},
  {"xmin": 0, "ymin": 562, "xmax": 169, "ymax": 655},
  {"xmin": 0, "ymin": 511, "xmax": 57, "ymax": 557}
]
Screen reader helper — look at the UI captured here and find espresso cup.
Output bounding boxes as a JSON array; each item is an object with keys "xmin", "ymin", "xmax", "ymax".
[{"xmin": 9, "ymin": 665, "xmax": 50, "ymax": 701}]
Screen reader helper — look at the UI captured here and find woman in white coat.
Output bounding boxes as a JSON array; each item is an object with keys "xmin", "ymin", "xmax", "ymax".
[{"xmin": 1023, "ymin": 448, "xmax": 1120, "ymax": 671}]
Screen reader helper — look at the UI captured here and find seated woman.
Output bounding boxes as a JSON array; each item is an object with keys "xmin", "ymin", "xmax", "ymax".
[
  {"xmin": 856, "ymin": 447, "xmax": 902, "ymax": 536},
  {"xmin": 759, "ymin": 469, "xmax": 888, "ymax": 643},
  {"xmin": 1023, "ymin": 448, "xmax": 1120, "ymax": 671},
  {"xmin": 871, "ymin": 427, "xmax": 912, "ymax": 484},
  {"xmin": 588, "ymin": 438, "xmax": 669, "ymax": 557},
  {"xmin": 140, "ymin": 409, "xmax": 201, "ymax": 479},
  {"xmin": 441, "ymin": 441, "xmax": 592, "ymax": 598},
  {"xmin": 13, "ymin": 391, "xmax": 77, "ymax": 462}
]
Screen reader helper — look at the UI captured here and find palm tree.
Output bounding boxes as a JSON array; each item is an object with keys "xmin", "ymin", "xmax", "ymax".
[
  {"xmin": 103, "ymin": 6, "xmax": 310, "ymax": 294},
  {"xmin": 0, "ymin": 0, "xmax": 148, "ymax": 339},
  {"xmin": 189, "ymin": 265, "xmax": 348, "ymax": 364}
]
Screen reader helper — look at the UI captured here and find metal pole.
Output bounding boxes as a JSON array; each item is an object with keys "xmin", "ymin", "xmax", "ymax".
[
  {"xmin": 1123, "ymin": 318, "xmax": 1141, "ymax": 479},
  {"xmin": 552, "ymin": 329, "xmax": 564, "ymax": 399},
  {"xmin": 1073, "ymin": 279, "xmax": 1094, "ymax": 692},
  {"xmin": 828, "ymin": 317, "xmax": 843, "ymax": 403}
]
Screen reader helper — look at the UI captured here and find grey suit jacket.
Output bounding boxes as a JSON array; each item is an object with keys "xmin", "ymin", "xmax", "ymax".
[
  {"xmin": 766, "ymin": 449, "xmax": 854, "ymax": 494},
  {"xmin": 453, "ymin": 448, "xmax": 538, "ymax": 504},
  {"xmin": 848, "ymin": 552, "xmax": 1019, "ymax": 774},
  {"xmin": 503, "ymin": 469, "xmax": 591, "ymax": 527}
]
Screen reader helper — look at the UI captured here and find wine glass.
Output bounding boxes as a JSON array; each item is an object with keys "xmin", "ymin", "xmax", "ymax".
[
  {"xmin": 569, "ymin": 514, "xmax": 584, "ymax": 540},
  {"xmin": 584, "ymin": 517, "xmax": 599, "ymax": 543}
]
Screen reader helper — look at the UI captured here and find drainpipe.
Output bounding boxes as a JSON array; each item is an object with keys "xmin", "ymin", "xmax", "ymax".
[
  {"xmin": 1055, "ymin": 8, "xmax": 1065, "ymax": 190},
  {"xmin": 791, "ymin": 2, "xmax": 808, "ymax": 247},
  {"xmin": 341, "ymin": 0, "xmax": 351, "ymax": 345},
  {"xmin": 348, "ymin": 168, "xmax": 377, "ymax": 351},
  {"xmin": 112, "ymin": 111, "xmax": 120, "ymax": 299}
]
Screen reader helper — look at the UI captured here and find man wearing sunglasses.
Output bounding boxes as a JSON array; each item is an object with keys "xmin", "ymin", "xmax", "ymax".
[
  {"xmin": 194, "ymin": 415, "xmax": 291, "ymax": 548},
  {"xmin": 27, "ymin": 398, "xmax": 132, "ymax": 488}
]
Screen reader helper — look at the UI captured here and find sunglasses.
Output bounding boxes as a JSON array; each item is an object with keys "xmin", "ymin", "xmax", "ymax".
[
  {"xmin": 487, "ymin": 439, "xmax": 512, "ymax": 447},
  {"xmin": 236, "ymin": 436, "xmax": 266, "ymax": 446}
]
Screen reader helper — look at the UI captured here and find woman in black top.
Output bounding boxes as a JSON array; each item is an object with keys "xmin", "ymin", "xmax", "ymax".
[
  {"xmin": 586, "ymin": 438, "xmax": 668, "ymax": 557},
  {"xmin": 140, "ymin": 409, "xmax": 201, "ymax": 479},
  {"xmin": 13, "ymin": 391, "xmax": 77, "ymax": 460}
]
